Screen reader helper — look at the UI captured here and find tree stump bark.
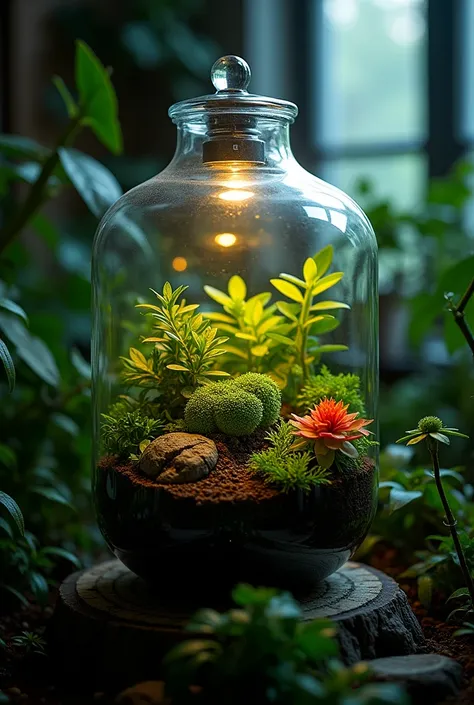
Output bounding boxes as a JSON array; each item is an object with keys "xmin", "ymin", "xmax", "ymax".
[{"xmin": 48, "ymin": 560, "xmax": 424, "ymax": 692}]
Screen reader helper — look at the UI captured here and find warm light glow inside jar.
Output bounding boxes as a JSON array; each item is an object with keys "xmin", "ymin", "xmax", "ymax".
[{"xmin": 91, "ymin": 55, "xmax": 378, "ymax": 596}]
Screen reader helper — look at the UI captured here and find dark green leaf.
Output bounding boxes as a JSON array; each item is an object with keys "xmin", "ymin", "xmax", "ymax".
[
  {"xmin": 389, "ymin": 488, "xmax": 423, "ymax": 513},
  {"xmin": 0, "ymin": 338, "xmax": 15, "ymax": 391},
  {"xmin": 31, "ymin": 487, "xmax": 75, "ymax": 511},
  {"xmin": 58, "ymin": 147, "xmax": 122, "ymax": 217},
  {"xmin": 29, "ymin": 572, "xmax": 49, "ymax": 605},
  {"xmin": 0, "ymin": 134, "xmax": 49, "ymax": 161},
  {"xmin": 75, "ymin": 40, "xmax": 123, "ymax": 154},
  {"xmin": 0, "ymin": 314, "xmax": 60, "ymax": 387},
  {"xmin": 1, "ymin": 585, "xmax": 29, "ymax": 607},
  {"xmin": 308, "ymin": 317, "xmax": 340, "ymax": 335},
  {"xmin": 0, "ymin": 299, "xmax": 28, "ymax": 323},
  {"xmin": 0, "ymin": 491, "xmax": 24, "ymax": 535},
  {"xmin": 447, "ymin": 587, "xmax": 471, "ymax": 602},
  {"xmin": 71, "ymin": 348, "xmax": 91, "ymax": 379},
  {"xmin": 0, "ymin": 444, "xmax": 16, "ymax": 468},
  {"xmin": 52, "ymin": 75, "xmax": 78, "ymax": 118},
  {"xmin": 50, "ymin": 413, "xmax": 80, "ymax": 436},
  {"xmin": 0, "ymin": 517, "xmax": 13, "ymax": 538},
  {"xmin": 40, "ymin": 547, "xmax": 81, "ymax": 569}
]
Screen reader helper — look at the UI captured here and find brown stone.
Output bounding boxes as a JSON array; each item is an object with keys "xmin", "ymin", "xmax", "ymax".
[
  {"xmin": 116, "ymin": 681, "xmax": 168, "ymax": 705},
  {"xmin": 139, "ymin": 432, "xmax": 218, "ymax": 483}
]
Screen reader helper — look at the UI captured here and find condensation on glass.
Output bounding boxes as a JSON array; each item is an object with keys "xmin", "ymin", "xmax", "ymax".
[{"xmin": 91, "ymin": 55, "xmax": 379, "ymax": 595}]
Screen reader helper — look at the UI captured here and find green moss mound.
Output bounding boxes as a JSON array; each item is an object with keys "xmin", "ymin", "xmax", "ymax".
[
  {"xmin": 232, "ymin": 372, "xmax": 281, "ymax": 427},
  {"xmin": 214, "ymin": 390, "xmax": 263, "ymax": 436},
  {"xmin": 184, "ymin": 374, "xmax": 281, "ymax": 437},
  {"xmin": 297, "ymin": 365, "xmax": 365, "ymax": 416}
]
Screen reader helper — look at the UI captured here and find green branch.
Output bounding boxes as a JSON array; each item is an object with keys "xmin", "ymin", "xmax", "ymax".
[
  {"xmin": 428, "ymin": 439, "xmax": 474, "ymax": 607},
  {"xmin": 0, "ymin": 116, "xmax": 82, "ymax": 255}
]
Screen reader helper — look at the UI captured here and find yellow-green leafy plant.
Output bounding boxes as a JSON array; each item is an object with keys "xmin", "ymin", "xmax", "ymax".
[
  {"xmin": 271, "ymin": 245, "xmax": 349, "ymax": 385},
  {"xmin": 121, "ymin": 283, "xmax": 229, "ymax": 411},
  {"xmin": 203, "ymin": 275, "xmax": 292, "ymax": 374},
  {"xmin": 184, "ymin": 373, "xmax": 281, "ymax": 437}
]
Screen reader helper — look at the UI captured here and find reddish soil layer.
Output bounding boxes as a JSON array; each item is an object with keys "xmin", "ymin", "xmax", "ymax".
[{"xmin": 100, "ymin": 430, "xmax": 280, "ymax": 504}]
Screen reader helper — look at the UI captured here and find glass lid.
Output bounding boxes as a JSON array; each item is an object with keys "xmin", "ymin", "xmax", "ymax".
[{"xmin": 168, "ymin": 55, "xmax": 298, "ymax": 123}]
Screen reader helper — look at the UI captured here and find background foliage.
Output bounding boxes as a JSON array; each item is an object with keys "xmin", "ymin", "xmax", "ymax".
[{"xmin": 0, "ymin": 0, "xmax": 473, "ymax": 612}]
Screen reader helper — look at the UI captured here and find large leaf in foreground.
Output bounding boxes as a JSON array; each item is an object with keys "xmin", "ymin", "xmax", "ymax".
[{"xmin": 59, "ymin": 147, "xmax": 122, "ymax": 217}]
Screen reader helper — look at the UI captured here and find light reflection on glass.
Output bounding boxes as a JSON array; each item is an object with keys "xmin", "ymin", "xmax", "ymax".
[{"xmin": 215, "ymin": 233, "xmax": 237, "ymax": 247}]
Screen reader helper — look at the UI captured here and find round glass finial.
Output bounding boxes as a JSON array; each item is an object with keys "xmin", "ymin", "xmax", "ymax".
[{"xmin": 211, "ymin": 55, "xmax": 251, "ymax": 92}]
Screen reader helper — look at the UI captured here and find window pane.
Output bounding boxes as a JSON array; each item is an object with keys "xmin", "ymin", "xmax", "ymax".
[
  {"xmin": 461, "ymin": 0, "xmax": 474, "ymax": 140},
  {"xmin": 320, "ymin": 154, "xmax": 426, "ymax": 295},
  {"xmin": 315, "ymin": 0, "xmax": 427, "ymax": 148},
  {"xmin": 321, "ymin": 153, "xmax": 426, "ymax": 208}
]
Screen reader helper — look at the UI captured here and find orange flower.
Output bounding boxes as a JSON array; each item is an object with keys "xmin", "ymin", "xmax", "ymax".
[{"xmin": 290, "ymin": 398, "xmax": 374, "ymax": 468}]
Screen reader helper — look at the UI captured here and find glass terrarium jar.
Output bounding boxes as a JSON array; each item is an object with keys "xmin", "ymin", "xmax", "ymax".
[{"xmin": 91, "ymin": 56, "xmax": 378, "ymax": 597}]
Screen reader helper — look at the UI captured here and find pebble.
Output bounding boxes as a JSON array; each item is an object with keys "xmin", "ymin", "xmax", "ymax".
[{"xmin": 368, "ymin": 654, "xmax": 463, "ymax": 700}]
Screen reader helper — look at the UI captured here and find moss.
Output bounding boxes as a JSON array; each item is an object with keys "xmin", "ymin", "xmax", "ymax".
[
  {"xmin": 184, "ymin": 374, "xmax": 281, "ymax": 437},
  {"xmin": 183, "ymin": 384, "xmax": 226, "ymax": 434},
  {"xmin": 297, "ymin": 365, "xmax": 365, "ymax": 416},
  {"xmin": 233, "ymin": 373, "xmax": 281, "ymax": 427},
  {"xmin": 214, "ymin": 390, "xmax": 263, "ymax": 436}
]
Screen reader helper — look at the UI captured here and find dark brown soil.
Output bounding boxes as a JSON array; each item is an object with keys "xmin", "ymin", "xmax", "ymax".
[{"xmin": 100, "ymin": 429, "xmax": 279, "ymax": 504}]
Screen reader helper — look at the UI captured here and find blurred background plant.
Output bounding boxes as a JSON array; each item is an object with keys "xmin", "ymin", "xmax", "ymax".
[{"xmin": 1, "ymin": 0, "xmax": 474, "ymax": 609}]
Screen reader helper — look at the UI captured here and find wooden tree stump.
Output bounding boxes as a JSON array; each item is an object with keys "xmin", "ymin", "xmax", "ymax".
[{"xmin": 49, "ymin": 560, "xmax": 424, "ymax": 692}]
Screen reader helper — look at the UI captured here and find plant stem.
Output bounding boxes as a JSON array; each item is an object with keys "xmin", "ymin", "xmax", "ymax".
[
  {"xmin": 450, "ymin": 278, "xmax": 474, "ymax": 358},
  {"xmin": 0, "ymin": 116, "xmax": 82, "ymax": 255},
  {"xmin": 428, "ymin": 439, "xmax": 474, "ymax": 606},
  {"xmin": 298, "ymin": 287, "xmax": 312, "ymax": 384}
]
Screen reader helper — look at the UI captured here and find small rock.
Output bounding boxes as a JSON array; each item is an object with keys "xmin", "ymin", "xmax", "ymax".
[
  {"xmin": 139, "ymin": 433, "xmax": 218, "ymax": 484},
  {"xmin": 369, "ymin": 654, "xmax": 462, "ymax": 700},
  {"xmin": 116, "ymin": 681, "xmax": 168, "ymax": 705}
]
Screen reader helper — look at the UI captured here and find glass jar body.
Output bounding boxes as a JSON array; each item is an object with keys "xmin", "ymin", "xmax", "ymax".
[{"xmin": 92, "ymin": 121, "xmax": 378, "ymax": 595}]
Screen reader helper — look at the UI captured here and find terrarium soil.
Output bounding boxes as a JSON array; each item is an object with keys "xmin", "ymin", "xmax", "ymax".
[{"xmin": 98, "ymin": 430, "xmax": 377, "ymax": 550}]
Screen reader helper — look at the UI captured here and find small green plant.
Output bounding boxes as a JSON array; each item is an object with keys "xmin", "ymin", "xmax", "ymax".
[
  {"xmin": 249, "ymin": 421, "xmax": 331, "ymax": 492},
  {"xmin": 163, "ymin": 583, "xmax": 409, "ymax": 705},
  {"xmin": 0, "ymin": 491, "xmax": 81, "ymax": 608},
  {"xmin": 368, "ymin": 445, "xmax": 470, "ymax": 556},
  {"xmin": 101, "ymin": 407, "xmax": 163, "ymax": 458},
  {"xmin": 122, "ymin": 283, "xmax": 229, "ymax": 411},
  {"xmin": 204, "ymin": 275, "xmax": 292, "ymax": 374},
  {"xmin": 11, "ymin": 631, "xmax": 47, "ymax": 656},
  {"xmin": 184, "ymin": 374, "xmax": 281, "ymax": 437},
  {"xmin": 454, "ymin": 621, "xmax": 474, "ymax": 638},
  {"xmin": 397, "ymin": 416, "xmax": 474, "ymax": 614},
  {"xmin": 399, "ymin": 532, "xmax": 474, "ymax": 615},
  {"xmin": 297, "ymin": 364, "xmax": 365, "ymax": 415},
  {"xmin": 271, "ymin": 245, "xmax": 349, "ymax": 385}
]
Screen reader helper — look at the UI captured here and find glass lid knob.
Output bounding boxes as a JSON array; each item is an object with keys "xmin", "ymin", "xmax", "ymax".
[{"xmin": 211, "ymin": 55, "xmax": 251, "ymax": 92}]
